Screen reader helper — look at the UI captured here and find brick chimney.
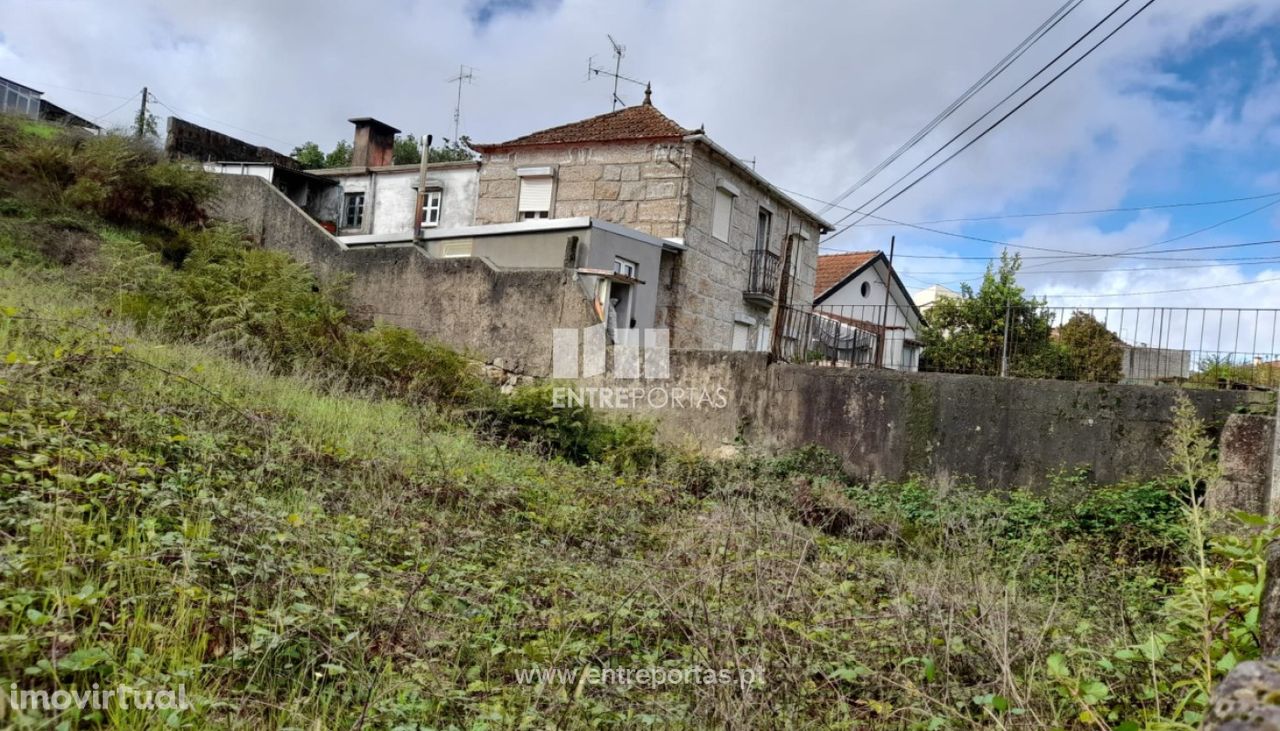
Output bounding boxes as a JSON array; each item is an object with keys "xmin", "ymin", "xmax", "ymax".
[{"xmin": 349, "ymin": 117, "xmax": 400, "ymax": 168}]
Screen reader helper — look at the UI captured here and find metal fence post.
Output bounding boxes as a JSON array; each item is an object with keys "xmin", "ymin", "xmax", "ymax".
[{"xmin": 1000, "ymin": 298, "xmax": 1011, "ymax": 377}]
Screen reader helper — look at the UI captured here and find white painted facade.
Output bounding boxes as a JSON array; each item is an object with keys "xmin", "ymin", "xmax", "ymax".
[
  {"xmin": 912, "ymin": 284, "xmax": 960, "ymax": 313},
  {"xmin": 816, "ymin": 256, "xmax": 923, "ymax": 371},
  {"xmin": 311, "ymin": 162, "xmax": 480, "ymax": 236}
]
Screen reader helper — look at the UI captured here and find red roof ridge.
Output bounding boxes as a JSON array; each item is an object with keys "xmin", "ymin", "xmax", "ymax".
[{"xmin": 474, "ymin": 103, "xmax": 696, "ymax": 150}]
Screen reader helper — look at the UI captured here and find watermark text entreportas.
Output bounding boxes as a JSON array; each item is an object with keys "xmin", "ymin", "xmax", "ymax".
[{"xmin": 515, "ymin": 665, "xmax": 762, "ymax": 689}]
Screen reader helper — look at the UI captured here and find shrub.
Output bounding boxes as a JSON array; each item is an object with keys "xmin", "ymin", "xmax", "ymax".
[
  {"xmin": 0, "ymin": 123, "xmax": 214, "ymax": 227},
  {"xmin": 340, "ymin": 324, "xmax": 486, "ymax": 407},
  {"xmin": 483, "ymin": 383, "xmax": 658, "ymax": 471}
]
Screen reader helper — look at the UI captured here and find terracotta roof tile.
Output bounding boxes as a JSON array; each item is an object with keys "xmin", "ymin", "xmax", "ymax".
[
  {"xmin": 815, "ymin": 251, "xmax": 879, "ymax": 299},
  {"xmin": 474, "ymin": 103, "xmax": 695, "ymax": 150}
]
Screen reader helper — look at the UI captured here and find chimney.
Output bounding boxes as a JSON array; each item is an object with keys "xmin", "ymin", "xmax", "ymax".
[{"xmin": 348, "ymin": 117, "xmax": 400, "ymax": 168}]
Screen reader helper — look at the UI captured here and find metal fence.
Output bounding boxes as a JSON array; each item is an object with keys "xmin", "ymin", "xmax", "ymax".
[{"xmin": 775, "ymin": 304, "xmax": 1280, "ymax": 390}]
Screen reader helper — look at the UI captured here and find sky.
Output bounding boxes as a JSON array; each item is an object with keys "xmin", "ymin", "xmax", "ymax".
[{"xmin": 3, "ymin": 0, "xmax": 1280, "ymax": 342}]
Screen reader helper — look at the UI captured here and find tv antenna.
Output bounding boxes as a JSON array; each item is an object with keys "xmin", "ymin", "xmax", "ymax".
[
  {"xmin": 587, "ymin": 35, "xmax": 648, "ymax": 110},
  {"xmin": 447, "ymin": 64, "xmax": 476, "ymax": 143}
]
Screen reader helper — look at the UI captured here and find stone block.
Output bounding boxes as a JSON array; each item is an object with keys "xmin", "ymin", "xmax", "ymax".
[
  {"xmin": 619, "ymin": 166, "xmax": 641, "ymax": 182},
  {"xmin": 1208, "ymin": 414, "xmax": 1276, "ymax": 515},
  {"xmin": 594, "ymin": 181, "xmax": 621, "ymax": 200},
  {"xmin": 638, "ymin": 199, "xmax": 680, "ymax": 221},
  {"xmin": 598, "ymin": 201, "xmax": 637, "ymax": 223},
  {"xmin": 484, "ymin": 179, "xmax": 518, "ymax": 198},
  {"xmin": 560, "ymin": 165, "xmax": 604, "ymax": 182},
  {"xmin": 641, "ymin": 162, "xmax": 684, "ymax": 179},
  {"xmin": 474, "ymin": 198, "xmax": 514, "ymax": 225},
  {"xmin": 646, "ymin": 180, "xmax": 679, "ymax": 200},
  {"xmin": 556, "ymin": 200, "xmax": 597, "ymax": 218},
  {"xmin": 601, "ymin": 165, "xmax": 623, "ymax": 181},
  {"xmin": 556, "ymin": 181, "xmax": 595, "ymax": 200},
  {"xmin": 481, "ymin": 164, "xmax": 517, "ymax": 179},
  {"xmin": 1204, "ymin": 657, "xmax": 1280, "ymax": 729},
  {"xmin": 619, "ymin": 181, "xmax": 647, "ymax": 200}
]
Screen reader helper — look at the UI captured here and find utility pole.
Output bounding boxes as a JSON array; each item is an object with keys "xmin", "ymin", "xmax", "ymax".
[
  {"xmin": 134, "ymin": 86, "xmax": 149, "ymax": 138},
  {"xmin": 447, "ymin": 65, "xmax": 475, "ymax": 144},
  {"xmin": 877, "ymin": 236, "xmax": 895, "ymax": 368},
  {"xmin": 413, "ymin": 134, "xmax": 433, "ymax": 245},
  {"xmin": 769, "ymin": 209, "xmax": 795, "ymax": 361}
]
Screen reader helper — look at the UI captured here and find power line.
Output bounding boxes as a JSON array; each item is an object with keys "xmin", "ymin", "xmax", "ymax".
[
  {"xmin": 887, "ymin": 239, "xmax": 1280, "ymax": 261},
  {"xmin": 789, "ymin": 188, "xmax": 1280, "ymax": 226},
  {"xmin": 824, "ymin": 0, "xmax": 1157, "ymax": 243},
  {"xmin": 904, "ymin": 257, "xmax": 1280, "ymax": 278},
  {"xmin": 148, "ymin": 96, "xmax": 293, "ymax": 147},
  {"xmin": 817, "ymin": 0, "xmax": 1083, "ymax": 215},
  {"xmin": 90, "ymin": 90, "xmax": 143, "ymax": 124},
  {"xmin": 1033, "ymin": 274, "xmax": 1280, "ymax": 299}
]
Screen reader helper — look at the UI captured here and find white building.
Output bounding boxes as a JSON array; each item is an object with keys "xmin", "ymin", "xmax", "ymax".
[
  {"xmin": 805, "ymin": 251, "xmax": 925, "ymax": 370},
  {"xmin": 912, "ymin": 284, "xmax": 960, "ymax": 313}
]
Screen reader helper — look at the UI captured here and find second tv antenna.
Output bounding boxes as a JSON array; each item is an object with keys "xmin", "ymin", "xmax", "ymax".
[{"xmin": 587, "ymin": 35, "xmax": 647, "ymax": 111}]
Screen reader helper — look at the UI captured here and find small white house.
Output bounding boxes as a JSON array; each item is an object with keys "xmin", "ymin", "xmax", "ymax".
[
  {"xmin": 912, "ymin": 284, "xmax": 960, "ymax": 314},
  {"xmin": 811, "ymin": 251, "xmax": 925, "ymax": 370}
]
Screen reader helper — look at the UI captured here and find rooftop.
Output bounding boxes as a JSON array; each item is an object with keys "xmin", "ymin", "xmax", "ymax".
[
  {"xmin": 473, "ymin": 101, "xmax": 696, "ymax": 150},
  {"xmin": 814, "ymin": 251, "xmax": 879, "ymax": 298}
]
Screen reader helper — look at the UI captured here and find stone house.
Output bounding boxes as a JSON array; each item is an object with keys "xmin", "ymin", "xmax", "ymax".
[
  {"xmin": 469, "ymin": 92, "xmax": 833, "ymax": 351},
  {"xmin": 195, "ymin": 96, "xmax": 832, "ymax": 358}
]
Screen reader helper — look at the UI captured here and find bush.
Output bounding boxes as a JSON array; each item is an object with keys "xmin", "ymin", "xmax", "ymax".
[
  {"xmin": 340, "ymin": 325, "xmax": 486, "ymax": 407},
  {"xmin": 0, "ymin": 122, "xmax": 215, "ymax": 227},
  {"xmin": 484, "ymin": 383, "xmax": 658, "ymax": 471}
]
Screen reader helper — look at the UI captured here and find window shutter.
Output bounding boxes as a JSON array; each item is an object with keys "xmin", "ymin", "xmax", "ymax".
[
  {"xmin": 518, "ymin": 177, "xmax": 554, "ymax": 213},
  {"xmin": 712, "ymin": 188, "xmax": 733, "ymax": 241}
]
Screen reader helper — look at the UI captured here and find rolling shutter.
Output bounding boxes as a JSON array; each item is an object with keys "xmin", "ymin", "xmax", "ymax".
[
  {"xmin": 713, "ymin": 188, "xmax": 733, "ymax": 241},
  {"xmin": 518, "ymin": 176, "xmax": 554, "ymax": 213}
]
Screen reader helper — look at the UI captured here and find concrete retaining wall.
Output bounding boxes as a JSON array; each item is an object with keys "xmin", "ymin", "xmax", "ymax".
[
  {"xmin": 614, "ymin": 352, "xmax": 1271, "ymax": 490},
  {"xmin": 210, "ymin": 174, "xmax": 599, "ymax": 375}
]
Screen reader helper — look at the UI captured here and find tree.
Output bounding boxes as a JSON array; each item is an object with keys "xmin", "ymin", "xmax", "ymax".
[
  {"xmin": 324, "ymin": 140, "xmax": 352, "ymax": 168},
  {"xmin": 429, "ymin": 136, "xmax": 476, "ymax": 163},
  {"xmin": 392, "ymin": 133, "xmax": 421, "ymax": 165},
  {"xmin": 918, "ymin": 252, "xmax": 1063, "ymax": 378},
  {"xmin": 292, "ymin": 141, "xmax": 326, "ymax": 169},
  {"xmin": 1058, "ymin": 312, "xmax": 1123, "ymax": 383}
]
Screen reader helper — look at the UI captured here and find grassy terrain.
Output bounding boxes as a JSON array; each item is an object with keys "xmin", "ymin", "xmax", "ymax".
[{"xmin": 0, "ymin": 118, "xmax": 1273, "ymax": 729}]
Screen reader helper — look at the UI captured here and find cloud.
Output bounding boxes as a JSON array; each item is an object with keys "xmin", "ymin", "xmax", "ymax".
[{"xmin": 2, "ymin": 0, "xmax": 1279, "ymax": 303}]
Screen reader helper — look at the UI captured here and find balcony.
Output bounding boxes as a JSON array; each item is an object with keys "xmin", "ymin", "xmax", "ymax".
[{"xmin": 744, "ymin": 248, "xmax": 780, "ymax": 306}]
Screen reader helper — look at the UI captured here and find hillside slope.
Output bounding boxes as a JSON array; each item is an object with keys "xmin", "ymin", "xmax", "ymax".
[{"xmin": 0, "ymin": 120, "xmax": 1270, "ymax": 730}]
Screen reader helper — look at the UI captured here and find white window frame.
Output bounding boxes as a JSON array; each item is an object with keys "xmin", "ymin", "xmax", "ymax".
[
  {"xmin": 613, "ymin": 257, "xmax": 638, "ymax": 278},
  {"xmin": 422, "ymin": 189, "xmax": 442, "ymax": 228},
  {"xmin": 517, "ymin": 167, "xmax": 555, "ymax": 219}
]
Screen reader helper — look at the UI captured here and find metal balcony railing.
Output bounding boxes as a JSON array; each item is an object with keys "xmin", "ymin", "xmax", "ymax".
[{"xmin": 745, "ymin": 249, "xmax": 780, "ymax": 304}]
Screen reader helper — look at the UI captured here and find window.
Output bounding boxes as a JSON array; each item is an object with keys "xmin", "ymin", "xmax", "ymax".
[
  {"xmin": 712, "ymin": 188, "xmax": 734, "ymax": 242},
  {"xmin": 860, "ymin": 281, "xmax": 871, "ymax": 298},
  {"xmin": 755, "ymin": 208, "xmax": 772, "ymax": 252},
  {"xmin": 342, "ymin": 192, "xmax": 365, "ymax": 228},
  {"xmin": 518, "ymin": 176, "xmax": 554, "ymax": 219},
  {"xmin": 441, "ymin": 241, "xmax": 472, "ymax": 258},
  {"xmin": 422, "ymin": 190, "xmax": 442, "ymax": 228},
  {"xmin": 614, "ymin": 257, "xmax": 638, "ymax": 278}
]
